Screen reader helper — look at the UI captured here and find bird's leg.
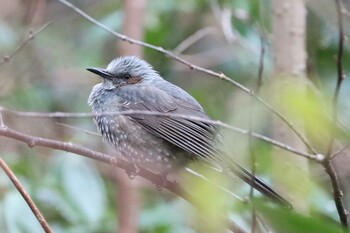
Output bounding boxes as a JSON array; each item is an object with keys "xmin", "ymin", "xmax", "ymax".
[
  {"xmin": 125, "ymin": 158, "xmax": 140, "ymax": 179},
  {"xmin": 153, "ymin": 170, "xmax": 169, "ymax": 191}
]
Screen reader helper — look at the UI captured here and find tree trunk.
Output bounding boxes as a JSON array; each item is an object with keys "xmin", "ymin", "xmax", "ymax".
[{"xmin": 271, "ymin": 0, "xmax": 310, "ymax": 212}]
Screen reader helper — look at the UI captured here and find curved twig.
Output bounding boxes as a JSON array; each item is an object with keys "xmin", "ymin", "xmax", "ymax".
[{"xmin": 0, "ymin": 158, "xmax": 53, "ymax": 233}]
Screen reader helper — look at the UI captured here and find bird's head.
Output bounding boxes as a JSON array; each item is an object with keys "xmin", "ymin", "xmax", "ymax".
[{"xmin": 87, "ymin": 56, "xmax": 161, "ymax": 89}]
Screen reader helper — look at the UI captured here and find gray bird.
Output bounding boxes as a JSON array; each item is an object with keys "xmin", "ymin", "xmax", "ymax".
[{"xmin": 87, "ymin": 56, "xmax": 289, "ymax": 206}]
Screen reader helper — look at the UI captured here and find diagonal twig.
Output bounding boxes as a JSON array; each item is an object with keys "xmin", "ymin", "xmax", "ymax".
[
  {"xmin": 0, "ymin": 158, "xmax": 53, "ymax": 233},
  {"xmin": 55, "ymin": 122, "xmax": 101, "ymax": 136},
  {"xmin": 174, "ymin": 27, "xmax": 218, "ymax": 54},
  {"xmin": 331, "ymin": 142, "xmax": 350, "ymax": 159},
  {"xmin": 0, "ymin": 22, "xmax": 51, "ymax": 66},
  {"xmin": 57, "ymin": 0, "xmax": 317, "ymax": 155}
]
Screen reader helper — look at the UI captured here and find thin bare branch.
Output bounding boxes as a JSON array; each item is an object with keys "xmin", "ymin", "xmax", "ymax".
[
  {"xmin": 208, "ymin": 0, "xmax": 238, "ymax": 44},
  {"xmin": 0, "ymin": 107, "xmax": 322, "ymax": 162},
  {"xmin": 185, "ymin": 167, "xmax": 245, "ymax": 202},
  {"xmin": 257, "ymin": 215, "xmax": 272, "ymax": 233},
  {"xmin": 57, "ymin": 0, "xmax": 317, "ymax": 155},
  {"xmin": 249, "ymin": 3, "xmax": 267, "ymax": 231},
  {"xmin": 208, "ymin": 0, "xmax": 221, "ymax": 23},
  {"xmin": 56, "ymin": 122, "xmax": 101, "ymax": 136},
  {"xmin": 0, "ymin": 124, "xmax": 246, "ymax": 233},
  {"xmin": 331, "ymin": 142, "xmax": 350, "ymax": 159},
  {"xmin": 0, "ymin": 22, "xmax": 51, "ymax": 66},
  {"xmin": 323, "ymin": 159, "xmax": 348, "ymax": 228},
  {"xmin": 326, "ymin": 0, "xmax": 346, "ymax": 158},
  {"xmin": 220, "ymin": 8, "xmax": 237, "ymax": 43},
  {"xmin": 174, "ymin": 27, "xmax": 218, "ymax": 54},
  {"xmin": 323, "ymin": 0, "xmax": 348, "ymax": 228},
  {"xmin": 333, "ymin": 0, "xmax": 346, "ymax": 111},
  {"xmin": 0, "ymin": 158, "xmax": 53, "ymax": 233}
]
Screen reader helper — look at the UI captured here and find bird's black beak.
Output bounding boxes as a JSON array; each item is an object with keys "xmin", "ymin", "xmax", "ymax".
[{"xmin": 86, "ymin": 67, "xmax": 113, "ymax": 80}]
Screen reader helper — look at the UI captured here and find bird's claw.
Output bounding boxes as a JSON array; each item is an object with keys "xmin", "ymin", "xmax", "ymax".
[{"xmin": 125, "ymin": 160, "xmax": 140, "ymax": 179}]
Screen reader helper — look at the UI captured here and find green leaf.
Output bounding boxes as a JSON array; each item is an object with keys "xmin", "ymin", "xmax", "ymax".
[
  {"xmin": 57, "ymin": 156, "xmax": 107, "ymax": 226},
  {"xmin": 255, "ymin": 201, "xmax": 343, "ymax": 233}
]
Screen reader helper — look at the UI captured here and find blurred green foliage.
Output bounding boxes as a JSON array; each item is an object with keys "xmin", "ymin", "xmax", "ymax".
[
  {"xmin": 255, "ymin": 200, "xmax": 343, "ymax": 233},
  {"xmin": 1, "ymin": 0, "xmax": 350, "ymax": 232}
]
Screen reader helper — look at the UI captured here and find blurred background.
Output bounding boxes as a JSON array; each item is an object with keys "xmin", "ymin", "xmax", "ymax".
[{"xmin": 1, "ymin": 0, "xmax": 350, "ymax": 232}]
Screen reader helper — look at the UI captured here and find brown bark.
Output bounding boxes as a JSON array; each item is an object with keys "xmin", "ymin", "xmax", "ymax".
[{"xmin": 271, "ymin": 0, "xmax": 310, "ymax": 212}]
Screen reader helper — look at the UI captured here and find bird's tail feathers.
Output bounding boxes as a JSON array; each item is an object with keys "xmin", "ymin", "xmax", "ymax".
[
  {"xmin": 207, "ymin": 151, "xmax": 291, "ymax": 208},
  {"xmin": 225, "ymin": 162, "xmax": 292, "ymax": 208}
]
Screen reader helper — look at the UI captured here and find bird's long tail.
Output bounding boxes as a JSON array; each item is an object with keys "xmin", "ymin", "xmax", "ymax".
[
  {"xmin": 227, "ymin": 161, "xmax": 292, "ymax": 208},
  {"xmin": 205, "ymin": 148, "xmax": 291, "ymax": 207}
]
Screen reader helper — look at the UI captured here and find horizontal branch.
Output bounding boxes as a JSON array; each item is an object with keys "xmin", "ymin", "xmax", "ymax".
[
  {"xmin": 0, "ymin": 107, "xmax": 322, "ymax": 162},
  {"xmin": 0, "ymin": 124, "xmax": 247, "ymax": 233}
]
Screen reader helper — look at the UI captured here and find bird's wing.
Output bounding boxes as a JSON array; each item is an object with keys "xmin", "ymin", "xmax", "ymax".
[{"xmin": 118, "ymin": 85, "xmax": 222, "ymax": 165}]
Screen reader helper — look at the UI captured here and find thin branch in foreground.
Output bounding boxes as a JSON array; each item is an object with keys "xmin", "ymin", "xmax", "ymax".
[
  {"xmin": 249, "ymin": 2, "xmax": 267, "ymax": 231},
  {"xmin": 0, "ymin": 124, "xmax": 247, "ymax": 233},
  {"xmin": 185, "ymin": 167, "xmax": 245, "ymax": 202},
  {"xmin": 0, "ymin": 107, "xmax": 322, "ymax": 162},
  {"xmin": 322, "ymin": 159, "xmax": 348, "ymax": 228},
  {"xmin": 332, "ymin": 0, "xmax": 346, "ymax": 110},
  {"xmin": 55, "ymin": 122, "xmax": 101, "ymax": 137},
  {"xmin": 326, "ymin": 0, "xmax": 346, "ymax": 158},
  {"xmin": 323, "ymin": 0, "xmax": 348, "ymax": 228},
  {"xmin": 0, "ymin": 158, "xmax": 53, "ymax": 233},
  {"xmin": 57, "ymin": 0, "xmax": 317, "ymax": 155},
  {"xmin": 174, "ymin": 27, "xmax": 218, "ymax": 54},
  {"xmin": 0, "ymin": 22, "xmax": 51, "ymax": 66},
  {"xmin": 331, "ymin": 142, "xmax": 350, "ymax": 159}
]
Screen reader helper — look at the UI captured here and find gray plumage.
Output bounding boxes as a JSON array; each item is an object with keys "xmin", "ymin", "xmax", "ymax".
[{"xmin": 87, "ymin": 56, "xmax": 289, "ymax": 206}]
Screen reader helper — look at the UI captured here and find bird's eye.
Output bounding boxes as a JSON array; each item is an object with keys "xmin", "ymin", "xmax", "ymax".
[{"xmin": 124, "ymin": 74, "xmax": 131, "ymax": 79}]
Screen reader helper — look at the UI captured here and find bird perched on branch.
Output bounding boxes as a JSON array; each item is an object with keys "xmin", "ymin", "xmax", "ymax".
[{"xmin": 87, "ymin": 56, "xmax": 289, "ymax": 206}]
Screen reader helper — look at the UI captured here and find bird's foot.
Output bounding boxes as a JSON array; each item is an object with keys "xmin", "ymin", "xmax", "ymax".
[
  {"xmin": 153, "ymin": 171, "xmax": 168, "ymax": 191},
  {"xmin": 125, "ymin": 160, "xmax": 140, "ymax": 179}
]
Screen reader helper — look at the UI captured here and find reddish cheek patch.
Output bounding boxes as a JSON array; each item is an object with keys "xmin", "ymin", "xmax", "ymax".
[{"xmin": 126, "ymin": 76, "xmax": 142, "ymax": 85}]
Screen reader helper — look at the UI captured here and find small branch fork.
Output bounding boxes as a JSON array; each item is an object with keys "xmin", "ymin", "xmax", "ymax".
[
  {"xmin": 323, "ymin": 0, "xmax": 348, "ymax": 229},
  {"xmin": 0, "ymin": 158, "xmax": 53, "ymax": 233},
  {"xmin": 0, "ymin": 107, "xmax": 321, "ymax": 162},
  {"xmin": 57, "ymin": 0, "xmax": 317, "ymax": 155}
]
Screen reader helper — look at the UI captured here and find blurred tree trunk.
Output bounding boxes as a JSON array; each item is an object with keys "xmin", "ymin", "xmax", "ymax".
[
  {"xmin": 117, "ymin": 0, "xmax": 148, "ymax": 55},
  {"xmin": 22, "ymin": 0, "xmax": 46, "ymax": 26},
  {"xmin": 271, "ymin": 0, "xmax": 310, "ymax": 212},
  {"xmin": 113, "ymin": 1, "xmax": 147, "ymax": 233}
]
